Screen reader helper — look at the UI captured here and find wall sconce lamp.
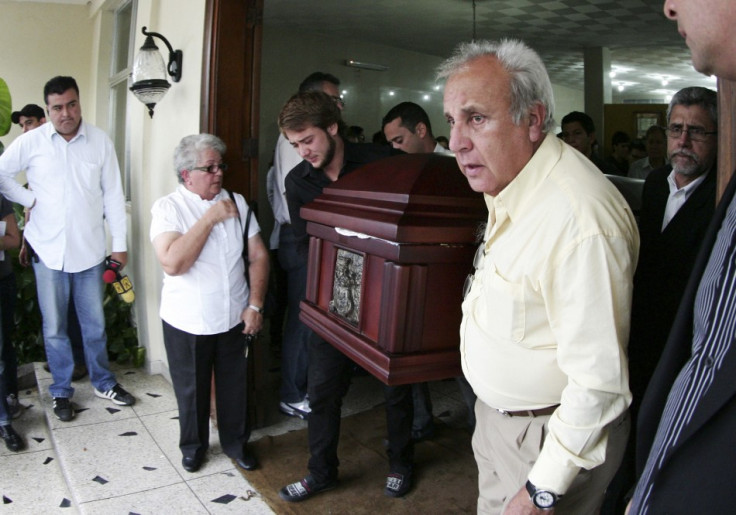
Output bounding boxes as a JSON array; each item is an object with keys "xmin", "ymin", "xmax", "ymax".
[{"xmin": 129, "ymin": 26, "xmax": 183, "ymax": 118}]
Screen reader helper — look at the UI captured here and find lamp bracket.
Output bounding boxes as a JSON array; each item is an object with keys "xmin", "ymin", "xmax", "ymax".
[{"xmin": 141, "ymin": 26, "xmax": 183, "ymax": 83}]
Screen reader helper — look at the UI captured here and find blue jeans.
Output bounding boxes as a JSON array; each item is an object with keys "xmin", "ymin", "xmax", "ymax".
[{"xmin": 33, "ymin": 260, "xmax": 116, "ymax": 398}]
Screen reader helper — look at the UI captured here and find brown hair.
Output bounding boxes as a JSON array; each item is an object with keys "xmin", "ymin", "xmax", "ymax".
[{"xmin": 278, "ymin": 90, "xmax": 342, "ymax": 134}]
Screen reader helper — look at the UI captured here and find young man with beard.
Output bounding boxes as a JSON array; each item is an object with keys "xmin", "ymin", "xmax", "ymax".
[
  {"xmin": 268, "ymin": 72, "xmax": 344, "ymax": 421},
  {"xmin": 277, "ymin": 90, "xmax": 417, "ymax": 501},
  {"xmin": 628, "ymin": 2, "xmax": 736, "ymax": 512}
]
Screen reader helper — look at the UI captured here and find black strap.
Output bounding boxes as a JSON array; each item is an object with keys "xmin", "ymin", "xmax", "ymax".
[{"xmin": 227, "ymin": 190, "xmax": 252, "ymax": 288}]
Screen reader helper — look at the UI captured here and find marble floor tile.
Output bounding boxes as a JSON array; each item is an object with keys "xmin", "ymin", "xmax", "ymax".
[
  {"xmin": 0, "ymin": 449, "xmax": 77, "ymax": 513},
  {"xmin": 51, "ymin": 417, "xmax": 181, "ymax": 503},
  {"xmin": 116, "ymin": 370, "xmax": 178, "ymax": 417},
  {"xmin": 139, "ymin": 409, "xmax": 234, "ymax": 478},
  {"xmin": 188, "ymin": 469, "xmax": 273, "ymax": 514},
  {"xmin": 79, "ymin": 482, "xmax": 207, "ymax": 515},
  {"xmin": 4, "ymin": 363, "xmax": 470, "ymax": 514}
]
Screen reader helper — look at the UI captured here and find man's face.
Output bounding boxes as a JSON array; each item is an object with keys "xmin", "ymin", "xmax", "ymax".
[
  {"xmin": 18, "ymin": 115, "xmax": 45, "ymax": 133},
  {"xmin": 46, "ymin": 88, "xmax": 82, "ymax": 140},
  {"xmin": 664, "ymin": 0, "xmax": 735, "ymax": 80},
  {"xmin": 613, "ymin": 141, "xmax": 630, "ymax": 161},
  {"xmin": 285, "ymin": 123, "xmax": 338, "ymax": 170},
  {"xmin": 182, "ymin": 146, "xmax": 225, "ymax": 201},
  {"xmin": 384, "ymin": 117, "xmax": 425, "ymax": 154},
  {"xmin": 444, "ymin": 55, "xmax": 543, "ymax": 196},
  {"xmin": 321, "ymin": 81, "xmax": 344, "ymax": 112},
  {"xmin": 560, "ymin": 121, "xmax": 594, "ymax": 157},
  {"xmin": 646, "ymin": 130, "xmax": 667, "ymax": 162},
  {"xmin": 666, "ymin": 104, "xmax": 717, "ymax": 179}
]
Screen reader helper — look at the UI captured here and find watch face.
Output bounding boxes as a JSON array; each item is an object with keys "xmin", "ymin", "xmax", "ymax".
[{"xmin": 533, "ymin": 491, "xmax": 556, "ymax": 509}]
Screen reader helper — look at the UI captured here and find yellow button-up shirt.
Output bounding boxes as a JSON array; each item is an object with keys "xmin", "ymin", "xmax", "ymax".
[{"xmin": 461, "ymin": 134, "xmax": 639, "ymax": 493}]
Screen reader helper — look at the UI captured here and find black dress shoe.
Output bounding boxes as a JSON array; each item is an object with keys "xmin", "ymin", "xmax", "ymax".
[
  {"xmin": 0, "ymin": 424, "xmax": 25, "ymax": 452},
  {"xmin": 182, "ymin": 455, "xmax": 202, "ymax": 472},
  {"xmin": 235, "ymin": 453, "xmax": 258, "ymax": 471}
]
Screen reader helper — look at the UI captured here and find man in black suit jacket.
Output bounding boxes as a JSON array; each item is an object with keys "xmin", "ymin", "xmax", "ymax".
[
  {"xmin": 629, "ymin": 86, "xmax": 718, "ymax": 414},
  {"xmin": 629, "ymin": 2, "xmax": 736, "ymax": 513}
]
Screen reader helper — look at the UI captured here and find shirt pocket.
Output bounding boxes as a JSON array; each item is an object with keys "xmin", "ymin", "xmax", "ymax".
[
  {"xmin": 478, "ymin": 265, "xmax": 525, "ymax": 343},
  {"xmin": 72, "ymin": 161, "xmax": 101, "ymax": 193}
]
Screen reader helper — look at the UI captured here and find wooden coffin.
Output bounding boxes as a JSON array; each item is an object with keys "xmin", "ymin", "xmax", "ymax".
[{"xmin": 300, "ymin": 153, "xmax": 486, "ymax": 385}]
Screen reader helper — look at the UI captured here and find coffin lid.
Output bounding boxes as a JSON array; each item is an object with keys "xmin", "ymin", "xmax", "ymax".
[{"xmin": 301, "ymin": 153, "xmax": 486, "ymax": 244}]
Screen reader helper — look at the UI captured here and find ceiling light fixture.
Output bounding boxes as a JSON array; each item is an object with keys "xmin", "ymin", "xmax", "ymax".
[
  {"xmin": 129, "ymin": 27, "xmax": 183, "ymax": 118},
  {"xmin": 344, "ymin": 60, "xmax": 388, "ymax": 71}
]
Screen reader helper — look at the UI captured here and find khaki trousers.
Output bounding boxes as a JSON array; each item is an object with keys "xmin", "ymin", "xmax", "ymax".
[{"xmin": 473, "ymin": 399, "xmax": 630, "ymax": 514}]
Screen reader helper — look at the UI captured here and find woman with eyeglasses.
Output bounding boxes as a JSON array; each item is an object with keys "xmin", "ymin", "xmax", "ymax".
[{"xmin": 150, "ymin": 133, "xmax": 269, "ymax": 474}]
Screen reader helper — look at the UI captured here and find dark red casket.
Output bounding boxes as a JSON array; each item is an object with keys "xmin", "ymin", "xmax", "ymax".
[{"xmin": 300, "ymin": 153, "xmax": 486, "ymax": 385}]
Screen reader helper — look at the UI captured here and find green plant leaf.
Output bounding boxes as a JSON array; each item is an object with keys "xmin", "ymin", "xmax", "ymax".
[{"xmin": 0, "ymin": 78, "xmax": 12, "ymax": 137}]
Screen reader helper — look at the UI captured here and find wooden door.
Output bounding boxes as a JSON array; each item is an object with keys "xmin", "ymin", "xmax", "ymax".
[{"xmin": 200, "ymin": 0, "xmax": 263, "ymax": 203}]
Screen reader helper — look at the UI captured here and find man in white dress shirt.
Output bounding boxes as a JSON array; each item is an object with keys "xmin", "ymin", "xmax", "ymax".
[{"xmin": 0, "ymin": 76, "xmax": 134, "ymax": 422}]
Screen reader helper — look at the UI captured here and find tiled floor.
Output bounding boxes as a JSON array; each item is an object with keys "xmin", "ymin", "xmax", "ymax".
[{"xmin": 0, "ymin": 362, "xmax": 471, "ymax": 513}]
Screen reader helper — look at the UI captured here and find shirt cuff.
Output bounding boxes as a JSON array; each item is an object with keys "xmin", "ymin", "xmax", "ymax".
[
  {"xmin": 527, "ymin": 449, "xmax": 580, "ymax": 495},
  {"xmin": 111, "ymin": 238, "xmax": 128, "ymax": 253}
]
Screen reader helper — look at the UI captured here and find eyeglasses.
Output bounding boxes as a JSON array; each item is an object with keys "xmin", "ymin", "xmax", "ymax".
[
  {"xmin": 665, "ymin": 125, "xmax": 717, "ymax": 142},
  {"xmin": 462, "ymin": 242, "xmax": 486, "ymax": 299},
  {"xmin": 191, "ymin": 163, "xmax": 229, "ymax": 174},
  {"xmin": 331, "ymin": 95, "xmax": 345, "ymax": 108}
]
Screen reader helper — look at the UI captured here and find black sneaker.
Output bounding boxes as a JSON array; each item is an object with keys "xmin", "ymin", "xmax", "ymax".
[
  {"xmin": 94, "ymin": 384, "xmax": 135, "ymax": 406},
  {"xmin": 53, "ymin": 397, "xmax": 75, "ymax": 421},
  {"xmin": 385, "ymin": 469, "xmax": 413, "ymax": 498},
  {"xmin": 0, "ymin": 424, "xmax": 25, "ymax": 452},
  {"xmin": 278, "ymin": 476, "xmax": 337, "ymax": 502}
]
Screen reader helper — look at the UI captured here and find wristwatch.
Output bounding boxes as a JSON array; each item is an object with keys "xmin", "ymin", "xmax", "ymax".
[
  {"xmin": 247, "ymin": 304, "xmax": 263, "ymax": 314},
  {"xmin": 526, "ymin": 480, "xmax": 561, "ymax": 510}
]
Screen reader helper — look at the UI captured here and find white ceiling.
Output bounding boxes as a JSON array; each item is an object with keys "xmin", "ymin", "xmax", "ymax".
[
  {"xmin": 264, "ymin": 0, "xmax": 717, "ymax": 102},
  {"xmin": 13, "ymin": 0, "xmax": 714, "ymax": 101}
]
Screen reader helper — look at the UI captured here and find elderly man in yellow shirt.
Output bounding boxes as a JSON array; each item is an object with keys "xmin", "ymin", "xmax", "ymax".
[{"xmin": 439, "ymin": 39, "xmax": 639, "ymax": 514}]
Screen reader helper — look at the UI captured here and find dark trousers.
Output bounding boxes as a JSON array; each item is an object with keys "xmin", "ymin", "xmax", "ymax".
[
  {"xmin": 307, "ymin": 336, "xmax": 414, "ymax": 483},
  {"xmin": 162, "ymin": 320, "xmax": 251, "ymax": 461},
  {"xmin": 278, "ymin": 225, "xmax": 311, "ymax": 403},
  {"xmin": 0, "ymin": 274, "xmax": 17, "ymax": 398}
]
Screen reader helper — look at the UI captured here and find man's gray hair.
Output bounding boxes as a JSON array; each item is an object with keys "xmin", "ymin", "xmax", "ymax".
[
  {"xmin": 667, "ymin": 86, "xmax": 718, "ymax": 126},
  {"xmin": 437, "ymin": 39, "xmax": 556, "ymax": 133},
  {"xmin": 173, "ymin": 134, "xmax": 227, "ymax": 183}
]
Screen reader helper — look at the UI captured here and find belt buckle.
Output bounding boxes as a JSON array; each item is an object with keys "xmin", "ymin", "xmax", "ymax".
[{"xmin": 496, "ymin": 408, "xmax": 511, "ymax": 417}]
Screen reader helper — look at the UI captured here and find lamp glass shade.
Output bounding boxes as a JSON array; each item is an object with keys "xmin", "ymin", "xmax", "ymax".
[{"xmin": 129, "ymin": 38, "xmax": 171, "ymax": 116}]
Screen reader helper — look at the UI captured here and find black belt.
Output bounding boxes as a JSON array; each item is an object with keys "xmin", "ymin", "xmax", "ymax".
[{"xmin": 495, "ymin": 404, "xmax": 559, "ymax": 417}]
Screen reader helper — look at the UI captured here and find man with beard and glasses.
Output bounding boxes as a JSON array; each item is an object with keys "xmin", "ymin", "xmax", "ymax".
[
  {"xmin": 276, "ymin": 90, "xmax": 419, "ymax": 502},
  {"xmin": 607, "ymin": 86, "xmax": 717, "ymax": 513}
]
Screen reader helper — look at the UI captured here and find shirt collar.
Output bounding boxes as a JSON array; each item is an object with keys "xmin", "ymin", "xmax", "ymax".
[
  {"xmin": 486, "ymin": 133, "xmax": 561, "ymax": 228},
  {"xmin": 47, "ymin": 119, "xmax": 86, "ymax": 143},
  {"xmin": 177, "ymin": 183, "xmax": 226, "ymax": 204},
  {"xmin": 666, "ymin": 169, "xmax": 709, "ymax": 196}
]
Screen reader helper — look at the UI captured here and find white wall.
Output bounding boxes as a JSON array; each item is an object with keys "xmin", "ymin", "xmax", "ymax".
[
  {"xmin": 0, "ymin": 1, "xmax": 94, "ymax": 146},
  {"xmin": 124, "ymin": 0, "xmax": 207, "ymax": 377}
]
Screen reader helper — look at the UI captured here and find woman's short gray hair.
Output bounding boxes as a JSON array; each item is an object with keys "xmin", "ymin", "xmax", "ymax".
[
  {"xmin": 173, "ymin": 134, "xmax": 227, "ymax": 183},
  {"xmin": 437, "ymin": 39, "xmax": 556, "ymax": 133}
]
